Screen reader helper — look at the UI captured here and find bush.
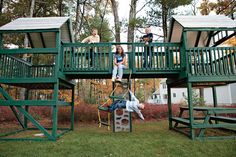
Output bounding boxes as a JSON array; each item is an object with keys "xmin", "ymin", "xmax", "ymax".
[{"xmin": 1, "ymin": 104, "xmax": 235, "ymax": 124}]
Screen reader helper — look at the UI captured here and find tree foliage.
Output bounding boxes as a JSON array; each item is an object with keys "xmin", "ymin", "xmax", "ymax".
[
  {"xmin": 199, "ymin": 0, "xmax": 236, "ymax": 19},
  {"xmin": 146, "ymin": 0, "xmax": 192, "ymax": 41},
  {"xmin": 73, "ymin": 0, "xmax": 113, "ymax": 42}
]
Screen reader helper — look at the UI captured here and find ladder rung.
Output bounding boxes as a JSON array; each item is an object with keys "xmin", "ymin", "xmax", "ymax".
[
  {"xmin": 109, "ymin": 96, "xmax": 124, "ymax": 100},
  {"xmin": 91, "ymin": 81, "xmax": 100, "ymax": 85},
  {"xmin": 98, "ymin": 106, "xmax": 109, "ymax": 111},
  {"xmin": 115, "ymin": 81, "xmax": 129, "ymax": 86},
  {"xmin": 100, "ymin": 121, "xmax": 110, "ymax": 126}
]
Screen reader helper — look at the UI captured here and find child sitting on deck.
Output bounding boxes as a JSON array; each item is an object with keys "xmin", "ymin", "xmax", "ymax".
[{"xmin": 112, "ymin": 45, "xmax": 127, "ymax": 82}]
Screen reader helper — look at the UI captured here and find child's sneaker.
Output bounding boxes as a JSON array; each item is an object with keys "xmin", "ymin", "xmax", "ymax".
[
  {"xmin": 116, "ymin": 78, "xmax": 122, "ymax": 82},
  {"xmin": 111, "ymin": 77, "xmax": 115, "ymax": 82}
]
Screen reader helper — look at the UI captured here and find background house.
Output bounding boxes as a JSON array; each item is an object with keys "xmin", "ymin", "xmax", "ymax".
[{"xmin": 148, "ymin": 79, "xmax": 236, "ymax": 106}]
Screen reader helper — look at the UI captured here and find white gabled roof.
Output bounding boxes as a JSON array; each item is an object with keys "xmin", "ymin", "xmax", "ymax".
[
  {"xmin": 0, "ymin": 17, "xmax": 74, "ymax": 48},
  {"xmin": 0, "ymin": 17, "xmax": 70, "ymax": 30},
  {"xmin": 168, "ymin": 15, "xmax": 236, "ymax": 47},
  {"xmin": 172, "ymin": 15, "xmax": 236, "ymax": 29}
]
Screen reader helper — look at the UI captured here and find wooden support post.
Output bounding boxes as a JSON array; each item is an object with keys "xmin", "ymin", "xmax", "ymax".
[
  {"xmin": 24, "ymin": 89, "xmax": 29, "ymax": 129},
  {"xmin": 187, "ymin": 82, "xmax": 195, "ymax": 140},
  {"xmin": 71, "ymin": 86, "xmax": 75, "ymax": 130},
  {"xmin": 112, "ymin": 82, "xmax": 115, "ymax": 132},
  {"xmin": 212, "ymin": 86, "xmax": 217, "ymax": 108},
  {"xmin": 167, "ymin": 84, "xmax": 173, "ymax": 129},
  {"xmin": 128, "ymin": 78, "xmax": 132, "ymax": 132},
  {"xmin": 212, "ymin": 86, "xmax": 218, "ymax": 124},
  {"xmin": 52, "ymin": 81, "xmax": 59, "ymax": 140}
]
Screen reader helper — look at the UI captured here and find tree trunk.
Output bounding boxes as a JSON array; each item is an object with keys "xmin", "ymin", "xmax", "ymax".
[
  {"xmin": 75, "ymin": 0, "xmax": 86, "ymax": 40},
  {"xmin": 21, "ymin": 0, "xmax": 35, "ymax": 100},
  {"xmin": 59, "ymin": 0, "xmax": 63, "ymax": 16},
  {"xmin": 23, "ymin": 0, "xmax": 35, "ymax": 50},
  {"xmin": 127, "ymin": 0, "xmax": 138, "ymax": 51},
  {"xmin": 29, "ymin": 0, "xmax": 35, "ymax": 17},
  {"xmin": 0, "ymin": 0, "xmax": 3, "ymax": 14},
  {"xmin": 161, "ymin": 3, "xmax": 168, "ymax": 41},
  {"xmin": 110, "ymin": 0, "xmax": 120, "ymax": 42}
]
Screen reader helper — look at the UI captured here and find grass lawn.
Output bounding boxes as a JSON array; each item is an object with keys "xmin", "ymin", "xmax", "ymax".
[{"xmin": 0, "ymin": 120, "xmax": 235, "ymax": 157}]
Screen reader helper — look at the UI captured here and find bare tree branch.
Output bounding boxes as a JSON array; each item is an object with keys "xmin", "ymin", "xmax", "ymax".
[{"xmin": 135, "ymin": 1, "xmax": 151, "ymax": 15}]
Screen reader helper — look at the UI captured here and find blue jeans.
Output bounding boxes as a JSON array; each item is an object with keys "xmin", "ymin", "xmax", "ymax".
[
  {"xmin": 109, "ymin": 100, "xmax": 126, "ymax": 112},
  {"xmin": 112, "ymin": 64, "xmax": 126, "ymax": 79},
  {"xmin": 143, "ymin": 46, "xmax": 153, "ymax": 68}
]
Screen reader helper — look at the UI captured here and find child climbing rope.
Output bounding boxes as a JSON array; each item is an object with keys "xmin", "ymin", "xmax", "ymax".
[
  {"xmin": 108, "ymin": 89, "xmax": 145, "ymax": 120},
  {"xmin": 112, "ymin": 45, "xmax": 126, "ymax": 82}
]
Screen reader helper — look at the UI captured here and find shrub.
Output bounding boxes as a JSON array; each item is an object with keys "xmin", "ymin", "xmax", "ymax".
[{"xmin": 1, "ymin": 103, "xmax": 235, "ymax": 123}]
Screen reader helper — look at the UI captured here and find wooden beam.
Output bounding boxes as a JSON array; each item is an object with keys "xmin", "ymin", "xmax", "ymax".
[
  {"xmin": 40, "ymin": 32, "xmax": 46, "ymax": 48},
  {"xmin": 27, "ymin": 33, "xmax": 34, "ymax": 48},
  {"xmin": 194, "ymin": 31, "xmax": 201, "ymax": 47}
]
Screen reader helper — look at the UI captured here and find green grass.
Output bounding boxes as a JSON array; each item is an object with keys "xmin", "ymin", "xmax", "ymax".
[{"xmin": 0, "ymin": 120, "xmax": 236, "ymax": 157}]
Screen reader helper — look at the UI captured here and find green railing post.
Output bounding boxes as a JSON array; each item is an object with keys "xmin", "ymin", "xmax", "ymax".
[
  {"xmin": 131, "ymin": 43, "xmax": 135, "ymax": 73},
  {"xmin": 55, "ymin": 31, "xmax": 61, "ymax": 76},
  {"xmin": 0, "ymin": 33, "xmax": 2, "ymax": 49},
  {"xmin": 109, "ymin": 43, "xmax": 112, "ymax": 73},
  {"xmin": 179, "ymin": 31, "xmax": 188, "ymax": 77},
  {"xmin": 60, "ymin": 44, "xmax": 64, "ymax": 71}
]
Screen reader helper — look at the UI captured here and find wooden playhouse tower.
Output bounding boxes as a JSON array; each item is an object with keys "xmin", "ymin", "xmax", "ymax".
[
  {"xmin": 166, "ymin": 16, "xmax": 236, "ymax": 140},
  {"xmin": 0, "ymin": 17, "xmax": 75, "ymax": 141}
]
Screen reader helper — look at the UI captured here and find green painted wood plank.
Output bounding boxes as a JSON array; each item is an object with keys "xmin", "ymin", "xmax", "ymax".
[
  {"xmin": 193, "ymin": 123, "xmax": 236, "ymax": 128},
  {"xmin": 0, "ymin": 78, "xmax": 57, "ymax": 83},
  {"xmin": 0, "ymin": 138, "xmax": 53, "ymax": 141},
  {"xmin": 195, "ymin": 136, "xmax": 236, "ymax": 140},
  {"xmin": 0, "ymin": 129, "xmax": 24, "ymax": 137},
  {"xmin": 0, "ymin": 48, "xmax": 58, "ymax": 54},
  {"xmin": 0, "ymin": 100, "xmax": 57, "ymax": 106}
]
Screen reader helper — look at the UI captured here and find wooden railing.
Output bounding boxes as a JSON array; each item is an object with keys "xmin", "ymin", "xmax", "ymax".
[
  {"xmin": 188, "ymin": 47, "xmax": 236, "ymax": 76},
  {"xmin": 132, "ymin": 43, "xmax": 181, "ymax": 71},
  {"xmin": 30, "ymin": 65, "xmax": 55, "ymax": 78},
  {"xmin": 1, "ymin": 43, "xmax": 235, "ymax": 79},
  {"xmin": 62, "ymin": 43, "xmax": 112, "ymax": 72},
  {"xmin": 0, "ymin": 54, "xmax": 31, "ymax": 78},
  {"xmin": 61, "ymin": 42, "xmax": 182, "ymax": 73},
  {"xmin": 0, "ymin": 54, "xmax": 55, "ymax": 78}
]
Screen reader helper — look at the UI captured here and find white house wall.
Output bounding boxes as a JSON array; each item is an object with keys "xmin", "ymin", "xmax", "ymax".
[
  {"xmin": 203, "ymin": 84, "xmax": 236, "ymax": 105},
  {"xmin": 230, "ymin": 83, "xmax": 236, "ymax": 104}
]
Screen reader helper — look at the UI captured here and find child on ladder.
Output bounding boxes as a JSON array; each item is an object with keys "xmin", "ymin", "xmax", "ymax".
[{"xmin": 112, "ymin": 45, "xmax": 126, "ymax": 82}]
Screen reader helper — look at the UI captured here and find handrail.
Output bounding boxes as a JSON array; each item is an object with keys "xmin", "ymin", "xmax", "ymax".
[
  {"xmin": 5, "ymin": 54, "xmax": 32, "ymax": 66},
  {"xmin": 0, "ymin": 54, "xmax": 55, "ymax": 78},
  {"xmin": 61, "ymin": 42, "xmax": 182, "ymax": 72},
  {"xmin": 187, "ymin": 47, "xmax": 236, "ymax": 76}
]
